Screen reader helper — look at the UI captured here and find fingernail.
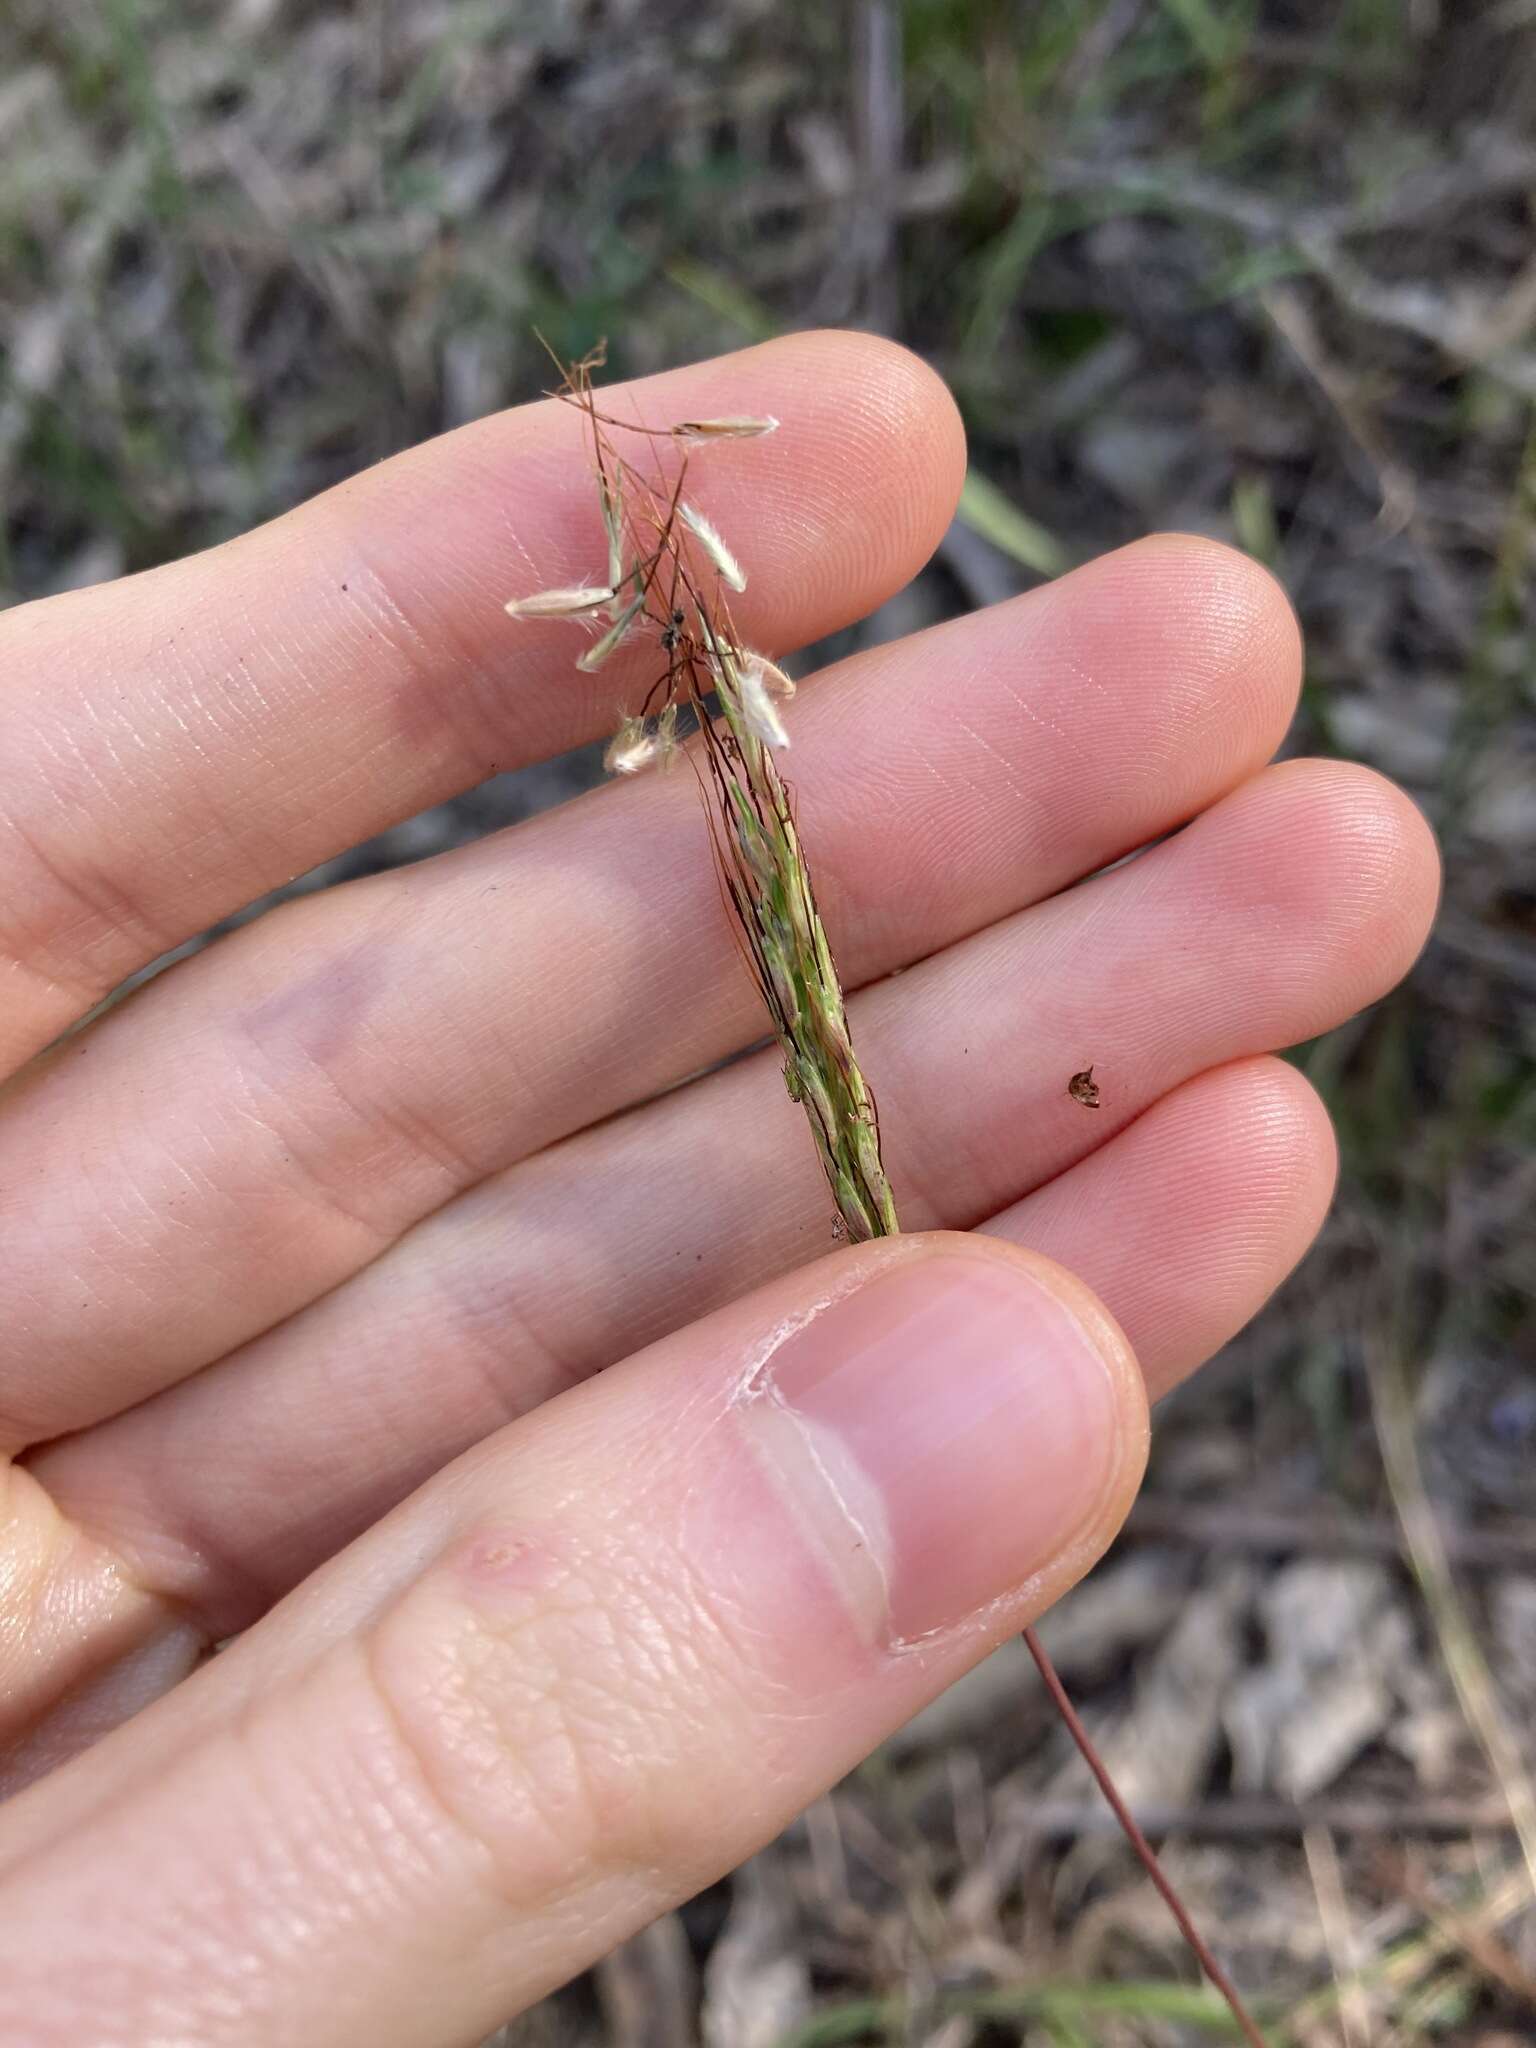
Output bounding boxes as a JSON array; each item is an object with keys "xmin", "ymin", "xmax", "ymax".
[{"xmin": 745, "ymin": 1252, "xmax": 1123, "ymax": 1644}]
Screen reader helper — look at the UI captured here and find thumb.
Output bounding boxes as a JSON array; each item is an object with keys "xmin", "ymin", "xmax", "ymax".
[{"xmin": 0, "ymin": 1234, "xmax": 1147, "ymax": 2048}]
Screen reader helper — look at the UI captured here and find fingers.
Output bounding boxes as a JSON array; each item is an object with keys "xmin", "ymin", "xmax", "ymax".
[
  {"xmin": 0, "ymin": 331, "xmax": 964, "ymax": 1072},
  {"xmin": 27, "ymin": 1055, "xmax": 1331, "ymax": 1706},
  {"xmin": 0, "ymin": 1240, "xmax": 1148, "ymax": 2047},
  {"xmin": 32, "ymin": 754, "xmax": 1433, "ymax": 1650},
  {"xmin": 0, "ymin": 537, "xmax": 1303, "ymax": 1444}
]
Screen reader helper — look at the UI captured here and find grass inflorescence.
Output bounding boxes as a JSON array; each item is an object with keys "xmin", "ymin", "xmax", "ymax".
[{"xmin": 505, "ymin": 345, "xmax": 897, "ymax": 1244}]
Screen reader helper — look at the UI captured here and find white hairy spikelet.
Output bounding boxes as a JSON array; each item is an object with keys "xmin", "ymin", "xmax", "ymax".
[
  {"xmin": 504, "ymin": 585, "xmax": 614, "ymax": 618},
  {"xmin": 678, "ymin": 501, "xmax": 747, "ymax": 592},
  {"xmin": 603, "ymin": 705, "xmax": 680, "ymax": 776},
  {"xmin": 742, "ymin": 650, "xmax": 796, "ymax": 698},
  {"xmin": 671, "ymin": 416, "xmax": 779, "ymax": 442},
  {"xmin": 603, "ymin": 716, "xmax": 660, "ymax": 775},
  {"xmin": 737, "ymin": 657, "xmax": 790, "ymax": 749}
]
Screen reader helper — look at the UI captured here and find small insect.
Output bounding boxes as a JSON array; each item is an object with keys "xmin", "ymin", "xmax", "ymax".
[
  {"xmin": 660, "ymin": 607, "xmax": 687, "ymax": 653},
  {"xmin": 1068, "ymin": 1066, "xmax": 1101, "ymax": 1109}
]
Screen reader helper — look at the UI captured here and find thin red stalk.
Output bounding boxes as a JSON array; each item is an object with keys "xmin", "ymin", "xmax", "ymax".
[{"xmin": 1023, "ymin": 1627, "xmax": 1271, "ymax": 2048}]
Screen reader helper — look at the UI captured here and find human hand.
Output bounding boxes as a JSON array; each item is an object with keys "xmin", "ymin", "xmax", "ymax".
[{"xmin": 0, "ymin": 334, "xmax": 1437, "ymax": 2043}]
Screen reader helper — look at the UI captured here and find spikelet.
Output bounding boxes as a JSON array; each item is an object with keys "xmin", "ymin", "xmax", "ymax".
[
  {"xmin": 603, "ymin": 716, "xmax": 659, "ymax": 775},
  {"xmin": 654, "ymin": 700, "xmax": 680, "ymax": 765},
  {"xmin": 736, "ymin": 657, "xmax": 790, "ymax": 749},
  {"xmin": 602, "ymin": 704, "xmax": 679, "ymax": 776},
  {"xmin": 740, "ymin": 649, "xmax": 796, "ymax": 698},
  {"xmin": 671, "ymin": 415, "xmax": 779, "ymax": 442},
  {"xmin": 678, "ymin": 502, "xmax": 747, "ymax": 592},
  {"xmin": 576, "ymin": 593, "xmax": 645, "ymax": 672},
  {"xmin": 504, "ymin": 585, "xmax": 614, "ymax": 619},
  {"xmin": 599, "ymin": 473, "xmax": 625, "ymax": 599}
]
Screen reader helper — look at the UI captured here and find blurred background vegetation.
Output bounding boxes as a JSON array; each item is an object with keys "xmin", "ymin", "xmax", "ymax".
[{"xmin": 4, "ymin": 1, "xmax": 1535, "ymax": 2041}]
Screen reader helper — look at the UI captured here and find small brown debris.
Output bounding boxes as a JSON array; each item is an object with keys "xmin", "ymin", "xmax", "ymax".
[{"xmin": 1068, "ymin": 1065, "xmax": 1101, "ymax": 1108}]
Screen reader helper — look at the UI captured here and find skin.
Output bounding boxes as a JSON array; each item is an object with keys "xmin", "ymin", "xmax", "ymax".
[{"xmin": 0, "ymin": 332, "xmax": 1439, "ymax": 2045}]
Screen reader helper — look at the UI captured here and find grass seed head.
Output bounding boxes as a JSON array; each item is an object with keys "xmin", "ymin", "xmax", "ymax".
[
  {"xmin": 678, "ymin": 500, "xmax": 748, "ymax": 592},
  {"xmin": 509, "ymin": 353, "xmax": 895, "ymax": 1246},
  {"xmin": 504, "ymin": 584, "xmax": 615, "ymax": 618}
]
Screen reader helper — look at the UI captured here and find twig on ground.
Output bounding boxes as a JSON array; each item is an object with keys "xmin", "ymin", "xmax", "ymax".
[
  {"xmin": 1025, "ymin": 1630, "xmax": 1271, "ymax": 2048},
  {"xmin": 1382, "ymin": 1850, "xmax": 1536, "ymax": 2009},
  {"xmin": 1367, "ymin": 1335, "xmax": 1536, "ymax": 1905},
  {"xmin": 1008, "ymin": 1795, "xmax": 1519, "ymax": 1841},
  {"xmin": 1285, "ymin": 1864, "xmax": 1535, "ymax": 2038},
  {"xmin": 1303, "ymin": 1823, "xmax": 1375, "ymax": 2048},
  {"xmin": 1124, "ymin": 1500, "xmax": 1536, "ymax": 1571}
]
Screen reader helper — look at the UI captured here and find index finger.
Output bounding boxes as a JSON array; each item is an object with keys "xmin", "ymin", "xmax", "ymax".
[{"xmin": 0, "ymin": 331, "xmax": 963, "ymax": 1073}]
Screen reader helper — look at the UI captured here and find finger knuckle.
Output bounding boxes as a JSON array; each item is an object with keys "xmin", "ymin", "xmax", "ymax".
[{"xmin": 364, "ymin": 1518, "xmax": 749, "ymax": 1911}]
